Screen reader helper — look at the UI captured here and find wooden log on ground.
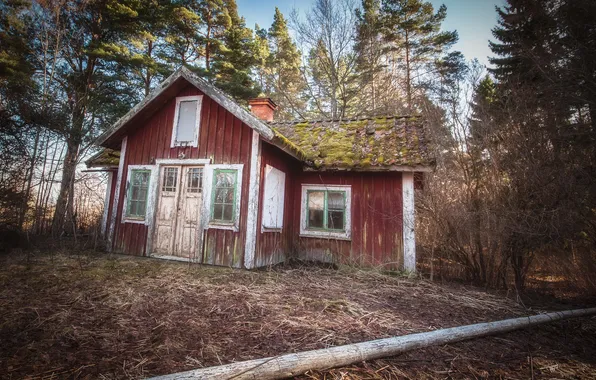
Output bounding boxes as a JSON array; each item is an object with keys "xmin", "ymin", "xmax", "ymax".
[{"xmin": 149, "ymin": 307, "xmax": 596, "ymax": 380}]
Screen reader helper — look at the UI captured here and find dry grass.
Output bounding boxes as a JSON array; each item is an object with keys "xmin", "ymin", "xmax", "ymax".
[{"xmin": 0, "ymin": 250, "xmax": 594, "ymax": 379}]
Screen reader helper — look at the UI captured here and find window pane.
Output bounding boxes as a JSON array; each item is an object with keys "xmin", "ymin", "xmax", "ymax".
[
  {"xmin": 187, "ymin": 168, "xmax": 203, "ymax": 193},
  {"xmin": 215, "ymin": 188, "xmax": 229, "ymax": 203},
  {"xmin": 327, "ymin": 191, "xmax": 345, "ymax": 210},
  {"xmin": 215, "ymin": 171, "xmax": 235, "ymax": 188},
  {"xmin": 162, "ymin": 167, "xmax": 178, "ymax": 192},
  {"xmin": 308, "ymin": 191, "xmax": 324, "ymax": 210},
  {"xmin": 222, "ymin": 204, "xmax": 233, "ymax": 221},
  {"xmin": 328, "ymin": 210, "xmax": 344, "ymax": 230},
  {"xmin": 176, "ymin": 100, "xmax": 198, "ymax": 143},
  {"xmin": 213, "ymin": 204, "xmax": 223, "ymax": 220},
  {"xmin": 308, "ymin": 209, "xmax": 324, "ymax": 229}
]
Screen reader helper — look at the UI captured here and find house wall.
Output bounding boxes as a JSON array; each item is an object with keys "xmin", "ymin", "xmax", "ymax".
[
  {"xmin": 254, "ymin": 142, "xmax": 300, "ymax": 267},
  {"xmin": 293, "ymin": 171, "xmax": 404, "ymax": 268},
  {"xmin": 111, "ymin": 84, "xmax": 254, "ymax": 267}
]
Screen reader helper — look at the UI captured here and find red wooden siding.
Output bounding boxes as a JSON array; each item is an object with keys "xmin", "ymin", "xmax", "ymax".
[
  {"xmin": 111, "ymin": 84, "xmax": 254, "ymax": 267},
  {"xmin": 254, "ymin": 142, "xmax": 300, "ymax": 266},
  {"xmin": 293, "ymin": 172, "xmax": 404, "ymax": 268}
]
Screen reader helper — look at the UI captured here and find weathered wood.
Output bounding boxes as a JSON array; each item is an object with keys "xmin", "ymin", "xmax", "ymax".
[{"xmin": 148, "ymin": 307, "xmax": 596, "ymax": 380}]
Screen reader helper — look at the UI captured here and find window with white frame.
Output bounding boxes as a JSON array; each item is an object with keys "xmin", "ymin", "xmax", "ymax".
[
  {"xmin": 171, "ymin": 95, "xmax": 202, "ymax": 147},
  {"xmin": 125, "ymin": 169, "xmax": 151, "ymax": 220},
  {"xmin": 262, "ymin": 165, "xmax": 285, "ymax": 230},
  {"xmin": 300, "ymin": 185, "xmax": 351, "ymax": 240},
  {"xmin": 211, "ymin": 169, "xmax": 238, "ymax": 224}
]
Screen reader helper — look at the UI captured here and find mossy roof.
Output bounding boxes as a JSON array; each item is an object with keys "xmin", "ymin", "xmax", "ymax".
[
  {"xmin": 86, "ymin": 149, "xmax": 120, "ymax": 168},
  {"xmin": 269, "ymin": 116, "xmax": 434, "ymax": 169}
]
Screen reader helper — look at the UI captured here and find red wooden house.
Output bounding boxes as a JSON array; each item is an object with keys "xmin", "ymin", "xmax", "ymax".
[{"xmin": 88, "ymin": 67, "xmax": 433, "ymax": 270}]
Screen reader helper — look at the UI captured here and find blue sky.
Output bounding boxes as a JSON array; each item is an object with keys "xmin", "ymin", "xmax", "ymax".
[{"xmin": 236, "ymin": 0, "xmax": 506, "ymax": 67}]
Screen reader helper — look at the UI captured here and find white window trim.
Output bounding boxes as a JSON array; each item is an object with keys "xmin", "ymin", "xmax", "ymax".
[
  {"xmin": 203, "ymin": 164, "xmax": 243, "ymax": 232},
  {"xmin": 170, "ymin": 95, "xmax": 203, "ymax": 148},
  {"xmin": 261, "ymin": 164, "xmax": 285, "ymax": 232},
  {"xmin": 300, "ymin": 184, "xmax": 352, "ymax": 240},
  {"xmin": 121, "ymin": 165, "xmax": 158, "ymax": 225}
]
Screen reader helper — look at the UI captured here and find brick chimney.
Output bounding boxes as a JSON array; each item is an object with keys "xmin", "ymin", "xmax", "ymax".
[{"xmin": 248, "ymin": 98, "xmax": 277, "ymax": 122}]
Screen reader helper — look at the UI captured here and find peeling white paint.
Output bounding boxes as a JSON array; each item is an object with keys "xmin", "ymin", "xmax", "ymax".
[
  {"xmin": 202, "ymin": 164, "xmax": 244, "ymax": 232},
  {"xmin": 402, "ymin": 172, "xmax": 416, "ymax": 272},
  {"xmin": 244, "ymin": 131, "xmax": 261, "ymax": 269}
]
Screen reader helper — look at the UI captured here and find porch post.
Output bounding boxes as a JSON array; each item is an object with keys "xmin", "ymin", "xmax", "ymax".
[
  {"xmin": 244, "ymin": 130, "xmax": 261, "ymax": 269},
  {"xmin": 108, "ymin": 136, "xmax": 127, "ymax": 252},
  {"xmin": 402, "ymin": 172, "xmax": 416, "ymax": 272}
]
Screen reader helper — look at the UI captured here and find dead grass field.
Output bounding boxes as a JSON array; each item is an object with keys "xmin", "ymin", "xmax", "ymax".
[{"xmin": 1, "ymin": 251, "xmax": 595, "ymax": 379}]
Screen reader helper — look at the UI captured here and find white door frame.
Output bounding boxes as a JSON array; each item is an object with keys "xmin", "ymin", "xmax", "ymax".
[{"xmin": 147, "ymin": 158, "xmax": 210, "ymax": 261}]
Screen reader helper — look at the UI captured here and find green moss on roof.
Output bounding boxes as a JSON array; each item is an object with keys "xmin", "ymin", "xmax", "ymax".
[
  {"xmin": 270, "ymin": 116, "xmax": 434, "ymax": 169},
  {"xmin": 86, "ymin": 149, "xmax": 121, "ymax": 168}
]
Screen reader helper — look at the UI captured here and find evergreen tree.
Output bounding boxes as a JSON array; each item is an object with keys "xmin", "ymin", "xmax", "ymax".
[
  {"xmin": 354, "ymin": 0, "xmax": 386, "ymax": 115},
  {"xmin": 211, "ymin": 2, "xmax": 259, "ymax": 101},
  {"xmin": 381, "ymin": 0, "xmax": 458, "ymax": 111},
  {"xmin": 266, "ymin": 7, "xmax": 306, "ymax": 120}
]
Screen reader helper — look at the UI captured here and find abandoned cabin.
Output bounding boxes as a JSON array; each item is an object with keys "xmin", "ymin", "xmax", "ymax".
[{"xmin": 87, "ymin": 67, "xmax": 433, "ymax": 270}]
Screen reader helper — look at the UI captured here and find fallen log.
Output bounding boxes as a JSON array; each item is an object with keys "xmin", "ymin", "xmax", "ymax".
[{"xmin": 149, "ymin": 307, "xmax": 596, "ymax": 380}]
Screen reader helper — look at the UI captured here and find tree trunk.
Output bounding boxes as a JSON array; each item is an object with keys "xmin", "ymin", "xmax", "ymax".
[
  {"xmin": 149, "ymin": 308, "xmax": 596, "ymax": 380},
  {"xmin": 405, "ymin": 30, "xmax": 411, "ymax": 112},
  {"xmin": 51, "ymin": 138, "xmax": 79, "ymax": 237}
]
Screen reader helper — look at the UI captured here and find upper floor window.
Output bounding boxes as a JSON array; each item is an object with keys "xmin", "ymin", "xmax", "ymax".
[{"xmin": 171, "ymin": 95, "xmax": 202, "ymax": 147}]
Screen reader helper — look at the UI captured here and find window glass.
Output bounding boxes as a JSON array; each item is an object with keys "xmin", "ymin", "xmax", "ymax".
[
  {"xmin": 187, "ymin": 168, "xmax": 203, "ymax": 193},
  {"xmin": 127, "ymin": 170, "xmax": 151, "ymax": 218},
  {"xmin": 307, "ymin": 191, "xmax": 325, "ymax": 229},
  {"xmin": 307, "ymin": 190, "xmax": 346, "ymax": 231},
  {"xmin": 162, "ymin": 167, "xmax": 178, "ymax": 192},
  {"xmin": 327, "ymin": 191, "xmax": 345, "ymax": 230},
  {"xmin": 176, "ymin": 100, "xmax": 198, "ymax": 143},
  {"xmin": 211, "ymin": 170, "xmax": 236, "ymax": 223}
]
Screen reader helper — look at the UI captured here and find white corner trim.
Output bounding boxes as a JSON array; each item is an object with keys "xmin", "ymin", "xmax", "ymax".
[
  {"xmin": 121, "ymin": 164, "xmax": 158, "ymax": 225},
  {"xmin": 170, "ymin": 95, "xmax": 203, "ymax": 148},
  {"xmin": 402, "ymin": 172, "xmax": 416, "ymax": 272},
  {"xmin": 108, "ymin": 136, "xmax": 127, "ymax": 250},
  {"xmin": 244, "ymin": 131, "xmax": 261, "ymax": 269},
  {"xmin": 202, "ymin": 163, "xmax": 244, "ymax": 232},
  {"xmin": 100, "ymin": 171, "xmax": 114, "ymax": 237},
  {"xmin": 299, "ymin": 184, "xmax": 352, "ymax": 240}
]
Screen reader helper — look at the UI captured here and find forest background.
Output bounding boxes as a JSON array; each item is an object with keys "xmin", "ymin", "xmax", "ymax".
[{"xmin": 1, "ymin": 0, "xmax": 595, "ymax": 295}]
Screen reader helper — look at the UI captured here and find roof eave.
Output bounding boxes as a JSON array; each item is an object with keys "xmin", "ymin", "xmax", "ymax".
[
  {"xmin": 95, "ymin": 67, "xmax": 275, "ymax": 148},
  {"xmin": 303, "ymin": 164, "xmax": 435, "ymax": 172}
]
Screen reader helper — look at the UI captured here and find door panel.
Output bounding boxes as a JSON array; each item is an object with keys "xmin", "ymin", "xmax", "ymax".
[
  {"xmin": 175, "ymin": 167, "xmax": 203, "ymax": 257},
  {"xmin": 153, "ymin": 165, "xmax": 203, "ymax": 259},
  {"xmin": 153, "ymin": 166, "xmax": 180, "ymax": 255}
]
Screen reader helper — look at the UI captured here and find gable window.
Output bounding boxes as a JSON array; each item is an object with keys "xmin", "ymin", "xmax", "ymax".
[
  {"xmin": 211, "ymin": 169, "xmax": 238, "ymax": 223},
  {"xmin": 261, "ymin": 165, "xmax": 285, "ymax": 231},
  {"xmin": 126, "ymin": 169, "xmax": 151, "ymax": 219},
  {"xmin": 300, "ymin": 185, "xmax": 351, "ymax": 240},
  {"xmin": 171, "ymin": 95, "xmax": 202, "ymax": 147}
]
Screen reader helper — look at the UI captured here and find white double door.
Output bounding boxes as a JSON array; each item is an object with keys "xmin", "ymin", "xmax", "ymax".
[{"xmin": 153, "ymin": 166, "xmax": 203, "ymax": 258}]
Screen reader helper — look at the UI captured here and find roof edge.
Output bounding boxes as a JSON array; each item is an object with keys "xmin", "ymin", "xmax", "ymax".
[{"xmin": 95, "ymin": 67, "xmax": 275, "ymax": 147}]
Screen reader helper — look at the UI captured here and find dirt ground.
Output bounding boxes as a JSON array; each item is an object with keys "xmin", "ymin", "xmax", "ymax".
[{"xmin": 0, "ymin": 251, "xmax": 595, "ymax": 379}]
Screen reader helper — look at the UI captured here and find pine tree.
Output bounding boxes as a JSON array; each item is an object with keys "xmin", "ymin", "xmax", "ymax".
[
  {"xmin": 211, "ymin": 1, "xmax": 259, "ymax": 101},
  {"xmin": 381, "ymin": 0, "xmax": 458, "ymax": 111},
  {"xmin": 266, "ymin": 8, "xmax": 306, "ymax": 120},
  {"xmin": 354, "ymin": 0, "xmax": 385, "ymax": 115}
]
